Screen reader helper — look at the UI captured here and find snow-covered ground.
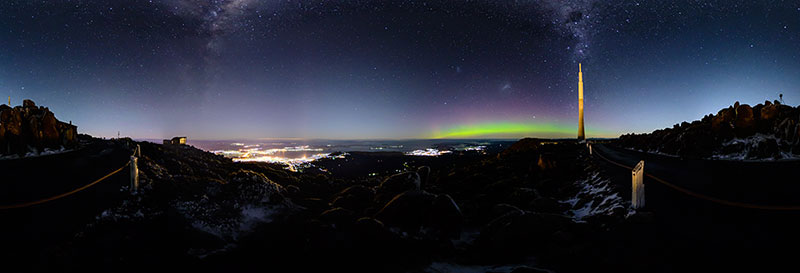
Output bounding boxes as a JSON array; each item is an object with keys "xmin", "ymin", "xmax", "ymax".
[
  {"xmin": 0, "ymin": 146, "xmax": 72, "ymax": 160},
  {"xmin": 712, "ymin": 133, "xmax": 800, "ymax": 161},
  {"xmin": 633, "ymin": 148, "xmax": 680, "ymax": 158},
  {"xmin": 562, "ymin": 169, "xmax": 628, "ymax": 221},
  {"xmin": 94, "ymin": 183, "xmax": 291, "ymax": 258}
]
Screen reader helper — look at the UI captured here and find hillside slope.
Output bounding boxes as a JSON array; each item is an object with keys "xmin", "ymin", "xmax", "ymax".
[{"xmin": 618, "ymin": 100, "xmax": 800, "ymax": 160}]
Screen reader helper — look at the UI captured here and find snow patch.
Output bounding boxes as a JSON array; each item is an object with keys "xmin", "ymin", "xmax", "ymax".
[
  {"xmin": 238, "ymin": 204, "xmax": 278, "ymax": 232},
  {"xmin": 627, "ymin": 133, "xmax": 800, "ymax": 161},
  {"xmin": 95, "ymin": 199, "xmax": 151, "ymax": 222},
  {"xmin": 712, "ymin": 133, "xmax": 800, "ymax": 161},
  {"xmin": 562, "ymin": 170, "xmax": 626, "ymax": 220},
  {"xmin": 172, "ymin": 199, "xmax": 282, "ymax": 241},
  {"xmin": 0, "ymin": 146, "xmax": 72, "ymax": 160}
]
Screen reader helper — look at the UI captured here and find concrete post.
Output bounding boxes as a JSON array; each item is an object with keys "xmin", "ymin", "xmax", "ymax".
[
  {"xmin": 130, "ymin": 155, "xmax": 139, "ymax": 193},
  {"xmin": 136, "ymin": 144, "xmax": 141, "ymax": 157},
  {"xmin": 632, "ymin": 160, "xmax": 645, "ymax": 209},
  {"xmin": 589, "ymin": 145, "xmax": 592, "ymax": 155}
]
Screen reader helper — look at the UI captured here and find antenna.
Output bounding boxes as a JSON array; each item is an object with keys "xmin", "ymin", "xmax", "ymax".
[{"xmin": 577, "ymin": 63, "xmax": 585, "ymax": 140}]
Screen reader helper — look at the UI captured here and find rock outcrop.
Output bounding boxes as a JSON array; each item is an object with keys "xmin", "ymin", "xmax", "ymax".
[
  {"xmin": 62, "ymin": 138, "xmax": 621, "ymax": 272},
  {"xmin": 0, "ymin": 99, "xmax": 77, "ymax": 156},
  {"xmin": 619, "ymin": 100, "xmax": 800, "ymax": 159}
]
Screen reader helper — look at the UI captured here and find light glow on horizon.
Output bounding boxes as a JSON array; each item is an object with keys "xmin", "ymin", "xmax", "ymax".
[{"xmin": 430, "ymin": 121, "xmax": 613, "ymax": 139}]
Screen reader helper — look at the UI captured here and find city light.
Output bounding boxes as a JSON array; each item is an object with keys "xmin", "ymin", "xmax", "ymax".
[
  {"xmin": 211, "ymin": 145, "xmax": 336, "ymax": 171},
  {"xmin": 405, "ymin": 148, "xmax": 452, "ymax": 156}
]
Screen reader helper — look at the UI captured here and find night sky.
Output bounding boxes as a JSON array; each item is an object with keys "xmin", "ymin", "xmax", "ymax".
[{"xmin": 1, "ymin": 1, "xmax": 799, "ymax": 140}]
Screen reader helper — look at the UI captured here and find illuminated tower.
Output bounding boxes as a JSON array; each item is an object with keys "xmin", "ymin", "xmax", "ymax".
[{"xmin": 577, "ymin": 63, "xmax": 585, "ymax": 140}]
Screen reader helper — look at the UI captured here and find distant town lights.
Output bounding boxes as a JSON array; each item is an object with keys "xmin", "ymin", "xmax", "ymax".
[{"xmin": 405, "ymin": 148, "xmax": 452, "ymax": 156}]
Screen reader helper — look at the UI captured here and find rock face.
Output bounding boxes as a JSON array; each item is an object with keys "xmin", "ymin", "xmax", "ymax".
[
  {"xmin": 619, "ymin": 100, "xmax": 800, "ymax": 159},
  {"xmin": 733, "ymin": 104, "xmax": 755, "ymax": 136},
  {"xmin": 0, "ymin": 99, "xmax": 77, "ymax": 156}
]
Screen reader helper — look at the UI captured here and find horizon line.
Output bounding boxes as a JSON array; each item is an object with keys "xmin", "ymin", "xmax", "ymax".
[{"xmin": 128, "ymin": 136, "xmax": 620, "ymax": 142}]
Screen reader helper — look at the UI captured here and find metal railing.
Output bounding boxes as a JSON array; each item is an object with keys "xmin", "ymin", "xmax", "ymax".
[
  {"xmin": 591, "ymin": 144, "xmax": 800, "ymax": 211},
  {"xmin": 0, "ymin": 144, "xmax": 141, "ymax": 210}
]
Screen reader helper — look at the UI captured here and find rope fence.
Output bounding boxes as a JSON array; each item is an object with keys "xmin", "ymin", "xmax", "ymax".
[
  {"xmin": 592, "ymin": 144, "xmax": 800, "ymax": 211},
  {"xmin": 0, "ymin": 144, "xmax": 140, "ymax": 210}
]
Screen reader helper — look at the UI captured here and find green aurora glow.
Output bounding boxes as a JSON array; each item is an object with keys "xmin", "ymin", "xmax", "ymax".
[{"xmin": 430, "ymin": 121, "xmax": 613, "ymax": 139}]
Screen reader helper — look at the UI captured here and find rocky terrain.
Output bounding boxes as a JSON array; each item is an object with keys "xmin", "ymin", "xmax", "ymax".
[
  {"xmin": 33, "ymin": 138, "xmax": 636, "ymax": 272},
  {"xmin": 618, "ymin": 100, "xmax": 800, "ymax": 159},
  {"xmin": 0, "ymin": 99, "xmax": 78, "ymax": 156},
  {"xmin": 3, "ymin": 101, "xmax": 797, "ymax": 272}
]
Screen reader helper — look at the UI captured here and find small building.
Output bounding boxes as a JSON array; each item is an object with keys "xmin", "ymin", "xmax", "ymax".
[{"xmin": 163, "ymin": 136, "xmax": 187, "ymax": 145}]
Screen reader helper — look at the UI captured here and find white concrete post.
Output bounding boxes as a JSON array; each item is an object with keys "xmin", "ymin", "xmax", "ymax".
[
  {"xmin": 136, "ymin": 144, "xmax": 141, "ymax": 157},
  {"xmin": 589, "ymin": 145, "xmax": 592, "ymax": 155},
  {"xmin": 130, "ymin": 155, "xmax": 139, "ymax": 193},
  {"xmin": 632, "ymin": 160, "xmax": 645, "ymax": 209}
]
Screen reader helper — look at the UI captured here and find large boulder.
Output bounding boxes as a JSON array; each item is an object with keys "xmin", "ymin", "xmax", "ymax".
[
  {"xmin": 734, "ymin": 104, "xmax": 755, "ymax": 137},
  {"xmin": 0, "ymin": 108, "xmax": 24, "ymax": 154},
  {"xmin": 711, "ymin": 107, "xmax": 735, "ymax": 132},
  {"xmin": 429, "ymin": 194, "xmax": 462, "ymax": 239},
  {"xmin": 26, "ymin": 114, "xmax": 42, "ymax": 148},
  {"xmin": 331, "ymin": 185, "xmax": 375, "ymax": 212},
  {"xmin": 796, "ymin": 123, "xmax": 800, "ymax": 144},
  {"xmin": 375, "ymin": 172, "xmax": 420, "ymax": 204},
  {"xmin": 352, "ymin": 217, "xmax": 395, "ymax": 244},
  {"xmin": 1, "ymin": 108, "xmax": 22, "ymax": 136},
  {"xmin": 225, "ymin": 169, "xmax": 287, "ymax": 205},
  {"xmin": 374, "ymin": 190, "xmax": 435, "ymax": 232},
  {"xmin": 40, "ymin": 111, "xmax": 60, "ymax": 146},
  {"xmin": 22, "ymin": 99, "xmax": 35, "ymax": 108},
  {"xmin": 761, "ymin": 101, "xmax": 779, "ymax": 121},
  {"xmin": 492, "ymin": 203, "xmax": 525, "ymax": 217},
  {"xmin": 319, "ymin": 207, "xmax": 356, "ymax": 226},
  {"xmin": 777, "ymin": 118, "xmax": 797, "ymax": 143},
  {"xmin": 476, "ymin": 211, "xmax": 574, "ymax": 260},
  {"xmin": 374, "ymin": 190, "xmax": 463, "ymax": 239}
]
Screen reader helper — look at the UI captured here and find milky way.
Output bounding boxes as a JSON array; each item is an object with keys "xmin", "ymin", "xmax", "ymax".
[{"xmin": 1, "ymin": 1, "xmax": 799, "ymax": 139}]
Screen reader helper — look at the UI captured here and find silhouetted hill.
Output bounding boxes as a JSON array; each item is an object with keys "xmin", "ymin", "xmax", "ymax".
[{"xmin": 618, "ymin": 100, "xmax": 800, "ymax": 159}]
